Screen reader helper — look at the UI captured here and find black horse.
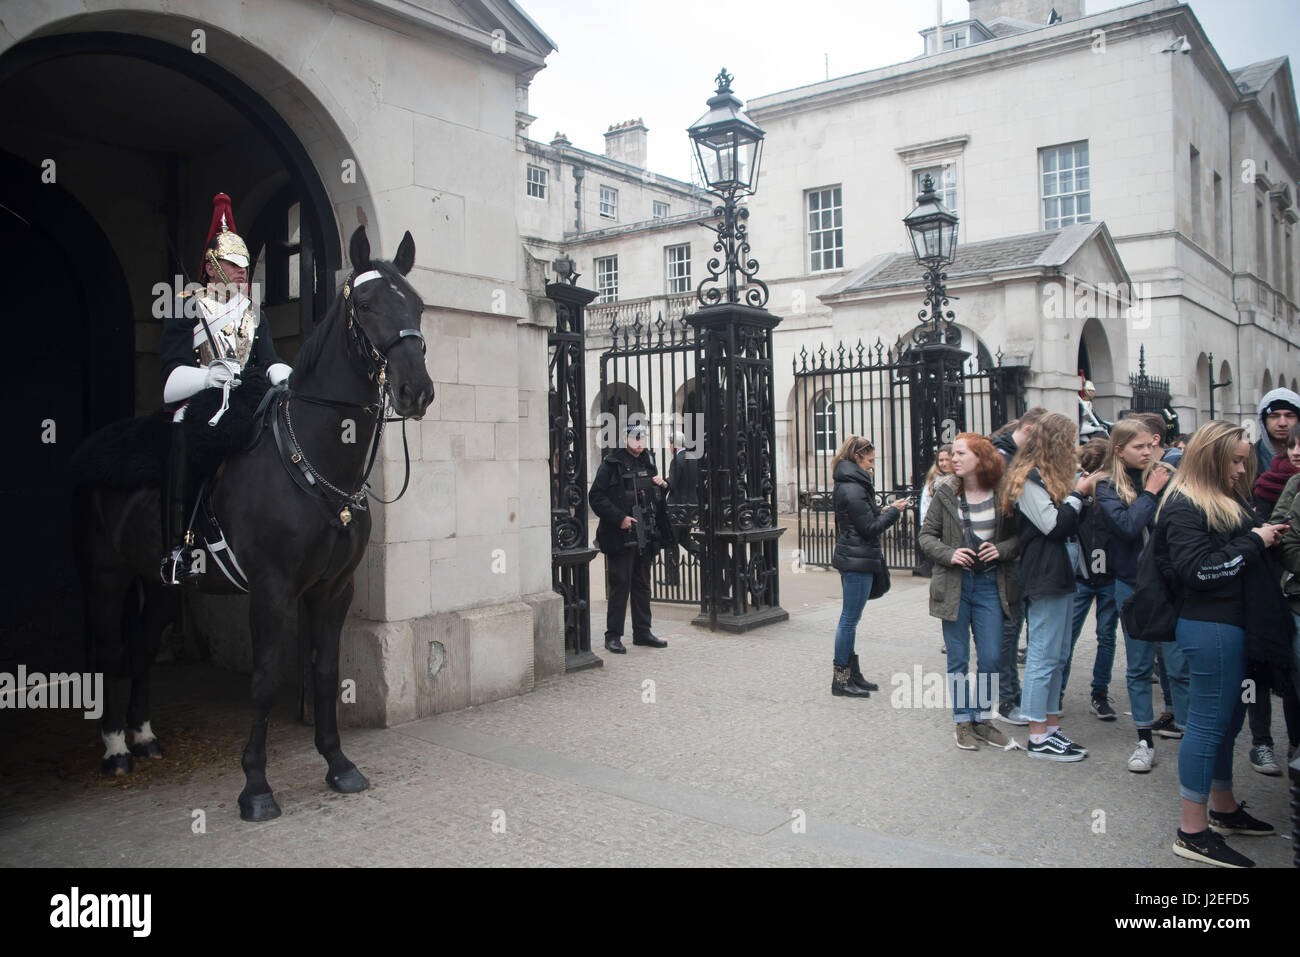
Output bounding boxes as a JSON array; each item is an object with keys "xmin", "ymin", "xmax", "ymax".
[{"xmin": 75, "ymin": 226, "xmax": 433, "ymax": 820}]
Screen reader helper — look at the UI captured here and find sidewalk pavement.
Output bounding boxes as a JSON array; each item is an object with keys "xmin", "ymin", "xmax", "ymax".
[{"xmin": 0, "ymin": 553, "xmax": 1293, "ymax": 867}]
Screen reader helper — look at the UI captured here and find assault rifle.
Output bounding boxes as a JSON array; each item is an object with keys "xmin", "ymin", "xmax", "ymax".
[{"xmin": 626, "ymin": 481, "xmax": 650, "ymax": 552}]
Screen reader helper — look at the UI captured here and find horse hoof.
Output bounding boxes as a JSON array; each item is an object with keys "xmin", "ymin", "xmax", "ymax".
[
  {"xmin": 238, "ymin": 791, "xmax": 282, "ymax": 822},
  {"xmin": 326, "ymin": 766, "xmax": 370, "ymax": 794},
  {"xmin": 100, "ymin": 754, "xmax": 133, "ymax": 777},
  {"xmin": 129, "ymin": 740, "xmax": 164, "ymax": 760}
]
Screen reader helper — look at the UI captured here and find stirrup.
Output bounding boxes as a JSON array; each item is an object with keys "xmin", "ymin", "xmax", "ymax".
[{"xmin": 160, "ymin": 546, "xmax": 193, "ymax": 586}]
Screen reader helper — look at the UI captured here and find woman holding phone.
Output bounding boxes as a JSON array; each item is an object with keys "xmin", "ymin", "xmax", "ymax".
[
  {"xmin": 1154, "ymin": 421, "xmax": 1288, "ymax": 867},
  {"xmin": 830, "ymin": 435, "xmax": 910, "ymax": 698},
  {"xmin": 919, "ymin": 433, "xmax": 1020, "ymax": 749},
  {"xmin": 999, "ymin": 412, "xmax": 1094, "ymax": 761}
]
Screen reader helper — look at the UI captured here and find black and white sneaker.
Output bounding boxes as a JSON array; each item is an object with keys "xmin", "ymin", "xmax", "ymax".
[
  {"xmin": 1208, "ymin": 801, "xmax": 1274, "ymax": 837},
  {"xmin": 1089, "ymin": 693, "xmax": 1117, "ymax": 720},
  {"xmin": 1048, "ymin": 730, "xmax": 1088, "ymax": 756},
  {"xmin": 1152, "ymin": 713, "xmax": 1183, "ymax": 738},
  {"xmin": 1027, "ymin": 734, "xmax": 1086, "ymax": 762},
  {"xmin": 1172, "ymin": 828, "xmax": 1255, "ymax": 868}
]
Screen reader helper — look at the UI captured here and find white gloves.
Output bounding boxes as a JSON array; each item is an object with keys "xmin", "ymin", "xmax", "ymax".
[
  {"xmin": 205, "ymin": 358, "xmax": 242, "ymax": 389},
  {"xmin": 267, "ymin": 362, "xmax": 292, "ymax": 385},
  {"xmin": 163, "ymin": 365, "xmax": 208, "ymax": 404}
]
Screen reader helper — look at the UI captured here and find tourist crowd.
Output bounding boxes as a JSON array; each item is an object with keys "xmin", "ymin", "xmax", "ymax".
[{"xmin": 828, "ymin": 391, "xmax": 1300, "ymax": 868}]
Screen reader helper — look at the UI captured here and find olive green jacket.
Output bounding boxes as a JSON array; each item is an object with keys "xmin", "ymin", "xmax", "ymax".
[
  {"xmin": 1268, "ymin": 472, "xmax": 1300, "ymax": 613},
  {"xmin": 918, "ymin": 476, "xmax": 1022, "ymax": 621}
]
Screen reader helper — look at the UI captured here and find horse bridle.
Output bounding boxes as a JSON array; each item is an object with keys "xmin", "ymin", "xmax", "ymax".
[
  {"xmin": 342, "ymin": 268, "xmax": 426, "ymax": 389},
  {"xmin": 279, "ymin": 269, "xmax": 426, "ymax": 526}
]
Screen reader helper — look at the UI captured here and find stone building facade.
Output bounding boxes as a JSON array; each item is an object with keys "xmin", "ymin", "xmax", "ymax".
[{"xmin": 549, "ymin": 0, "xmax": 1300, "ymax": 512}]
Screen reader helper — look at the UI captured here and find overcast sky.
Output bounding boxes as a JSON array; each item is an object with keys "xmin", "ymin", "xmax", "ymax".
[{"xmin": 516, "ymin": 0, "xmax": 1300, "ymax": 184}]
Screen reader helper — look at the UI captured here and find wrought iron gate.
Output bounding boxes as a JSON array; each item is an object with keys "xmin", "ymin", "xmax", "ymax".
[
  {"xmin": 792, "ymin": 336, "xmax": 1027, "ymax": 571},
  {"xmin": 597, "ymin": 315, "xmax": 702, "ymax": 603}
]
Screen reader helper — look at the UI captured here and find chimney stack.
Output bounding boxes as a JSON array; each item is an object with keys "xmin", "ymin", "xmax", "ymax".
[{"xmin": 603, "ymin": 118, "xmax": 648, "ymax": 168}]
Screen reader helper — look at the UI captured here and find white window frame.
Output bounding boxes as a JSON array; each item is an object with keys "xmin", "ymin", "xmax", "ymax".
[
  {"xmin": 526, "ymin": 164, "xmax": 548, "ymax": 200},
  {"xmin": 806, "ymin": 185, "xmax": 844, "ymax": 274},
  {"xmin": 595, "ymin": 255, "xmax": 619, "ymax": 303},
  {"xmin": 653, "ymin": 201, "xmax": 670, "ymax": 220},
  {"xmin": 1040, "ymin": 141, "xmax": 1091, "ymax": 229},
  {"xmin": 599, "ymin": 185, "xmax": 618, "ymax": 219},
  {"xmin": 813, "ymin": 391, "xmax": 837, "ymax": 455},
  {"xmin": 665, "ymin": 243, "xmax": 691, "ymax": 295},
  {"xmin": 913, "ymin": 164, "xmax": 957, "ymax": 214}
]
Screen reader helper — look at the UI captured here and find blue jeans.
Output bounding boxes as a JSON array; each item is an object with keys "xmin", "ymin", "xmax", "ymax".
[
  {"xmin": 999, "ymin": 594, "xmax": 1024, "ymax": 709},
  {"xmin": 834, "ymin": 571, "xmax": 873, "ymax": 665},
  {"xmin": 941, "ymin": 570, "xmax": 1004, "ymax": 723},
  {"xmin": 1061, "ymin": 578, "xmax": 1118, "ymax": 705},
  {"xmin": 1115, "ymin": 579, "xmax": 1189, "ymax": 729},
  {"xmin": 1159, "ymin": 637, "xmax": 1190, "ymax": 727},
  {"xmin": 1022, "ymin": 591, "xmax": 1074, "ymax": 723},
  {"xmin": 1293, "ymin": 612, "xmax": 1300, "ymax": 704},
  {"xmin": 1175, "ymin": 617, "xmax": 1248, "ymax": 804},
  {"xmin": 1156, "ymin": 647, "xmax": 1173, "ymax": 709}
]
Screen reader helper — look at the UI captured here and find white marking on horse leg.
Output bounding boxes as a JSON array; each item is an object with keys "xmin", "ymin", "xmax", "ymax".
[
  {"xmin": 131, "ymin": 721, "xmax": 156, "ymax": 744},
  {"xmin": 102, "ymin": 730, "xmax": 128, "ymax": 759}
]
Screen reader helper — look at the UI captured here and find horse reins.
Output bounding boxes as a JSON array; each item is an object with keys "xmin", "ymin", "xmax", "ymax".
[{"xmin": 280, "ymin": 269, "xmax": 425, "ymax": 527}]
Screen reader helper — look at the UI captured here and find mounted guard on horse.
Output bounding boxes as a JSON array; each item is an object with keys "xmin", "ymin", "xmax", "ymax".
[
  {"xmin": 72, "ymin": 198, "xmax": 433, "ymax": 820},
  {"xmin": 158, "ymin": 193, "xmax": 291, "ymax": 585}
]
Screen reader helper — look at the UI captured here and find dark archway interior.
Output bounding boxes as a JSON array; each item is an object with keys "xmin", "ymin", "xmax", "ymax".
[{"xmin": 0, "ymin": 35, "xmax": 338, "ymax": 669}]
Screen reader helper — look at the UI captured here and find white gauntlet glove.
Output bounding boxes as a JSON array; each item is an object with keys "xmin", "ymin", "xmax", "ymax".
[{"xmin": 205, "ymin": 358, "xmax": 242, "ymax": 390}]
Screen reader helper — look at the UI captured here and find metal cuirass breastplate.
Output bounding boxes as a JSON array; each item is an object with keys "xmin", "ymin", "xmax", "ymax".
[{"xmin": 192, "ymin": 291, "xmax": 257, "ymax": 368}]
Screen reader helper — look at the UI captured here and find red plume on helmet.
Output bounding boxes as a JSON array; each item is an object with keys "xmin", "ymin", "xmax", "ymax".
[
  {"xmin": 206, "ymin": 192, "xmax": 238, "ymax": 245},
  {"xmin": 200, "ymin": 192, "xmax": 251, "ymax": 278}
]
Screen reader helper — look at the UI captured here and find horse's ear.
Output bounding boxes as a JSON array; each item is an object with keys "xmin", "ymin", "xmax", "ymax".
[
  {"xmin": 349, "ymin": 226, "xmax": 371, "ymax": 271},
  {"xmin": 394, "ymin": 231, "xmax": 415, "ymax": 275}
]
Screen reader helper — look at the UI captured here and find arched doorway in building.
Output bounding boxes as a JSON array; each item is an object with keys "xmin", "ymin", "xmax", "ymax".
[
  {"xmin": 0, "ymin": 31, "xmax": 342, "ymax": 668},
  {"xmin": 1076, "ymin": 317, "xmax": 1116, "ymax": 421}
]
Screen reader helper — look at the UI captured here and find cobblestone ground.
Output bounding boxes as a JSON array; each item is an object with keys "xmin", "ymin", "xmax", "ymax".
[{"xmin": 1, "ymin": 551, "xmax": 1293, "ymax": 867}]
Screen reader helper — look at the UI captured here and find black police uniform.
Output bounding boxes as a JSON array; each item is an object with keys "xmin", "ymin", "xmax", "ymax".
[{"xmin": 588, "ymin": 447, "xmax": 677, "ymax": 645}]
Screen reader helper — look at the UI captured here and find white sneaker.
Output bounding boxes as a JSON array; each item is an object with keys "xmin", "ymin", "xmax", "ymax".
[{"xmin": 1127, "ymin": 739, "xmax": 1156, "ymax": 773}]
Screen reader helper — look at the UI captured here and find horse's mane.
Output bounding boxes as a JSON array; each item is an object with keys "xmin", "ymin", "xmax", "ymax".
[
  {"xmin": 288, "ymin": 288, "xmax": 342, "ymax": 387},
  {"xmin": 288, "ymin": 259, "xmax": 419, "ymax": 388}
]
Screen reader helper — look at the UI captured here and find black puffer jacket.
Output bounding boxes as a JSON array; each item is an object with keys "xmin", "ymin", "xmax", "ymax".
[{"xmin": 831, "ymin": 459, "xmax": 901, "ymax": 574}]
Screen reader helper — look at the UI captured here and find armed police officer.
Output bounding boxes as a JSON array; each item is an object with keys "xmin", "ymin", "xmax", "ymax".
[
  {"xmin": 589, "ymin": 422, "xmax": 678, "ymax": 654},
  {"xmin": 158, "ymin": 193, "xmax": 291, "ymax": 585}
]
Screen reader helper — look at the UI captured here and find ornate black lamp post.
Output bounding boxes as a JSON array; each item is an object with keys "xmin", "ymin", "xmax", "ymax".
[
  {"xmin": 684, "ymin": 70, "xmax": 787, "ymax": 632},
  {"xmin": 902, "ymin": 173, "xmax": 969, "ymax": 490},
  {"xmin": 688, "ymin": 69, "xmax": 768, "ymax": 309},
  {"xmin": 903, "ymin": 173, "xmax": 961, "ymax": 347}
]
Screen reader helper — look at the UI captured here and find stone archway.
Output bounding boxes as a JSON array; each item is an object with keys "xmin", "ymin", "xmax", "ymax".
[
  {"xmin": 0, "ymin": 24, "xmax": 354, "ymax": 669},
  {"xmin": 1077, "ymin": 317, "xmax": 1118, "ymax": 420}
]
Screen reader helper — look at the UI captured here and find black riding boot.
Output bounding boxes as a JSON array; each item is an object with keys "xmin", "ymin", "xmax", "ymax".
[
  {"xmin": 849, "ymin": 653, "xmax": 879, "ymax": 692},
  {"xmin": 160, "ymin": 422, "xmax": 194, "ymax": 586},
  {"xmin": 832, "ymin": 663, "xmax": 871, "ymax": 698}
]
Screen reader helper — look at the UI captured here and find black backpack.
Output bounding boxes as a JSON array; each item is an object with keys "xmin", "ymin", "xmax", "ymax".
[
  {"xmin": 1075, "ymin": 502, "xmax": 1115, "ymax": 585},
  {"xmin": 1119, "ymin": 528, "xmax": 1181, "ymax": 642}
]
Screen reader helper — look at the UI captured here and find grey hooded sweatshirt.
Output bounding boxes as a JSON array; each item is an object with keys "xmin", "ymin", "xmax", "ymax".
[{"xmin": 1256, "ymin": 388, "xmax": 1300, "ymax": 476}]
